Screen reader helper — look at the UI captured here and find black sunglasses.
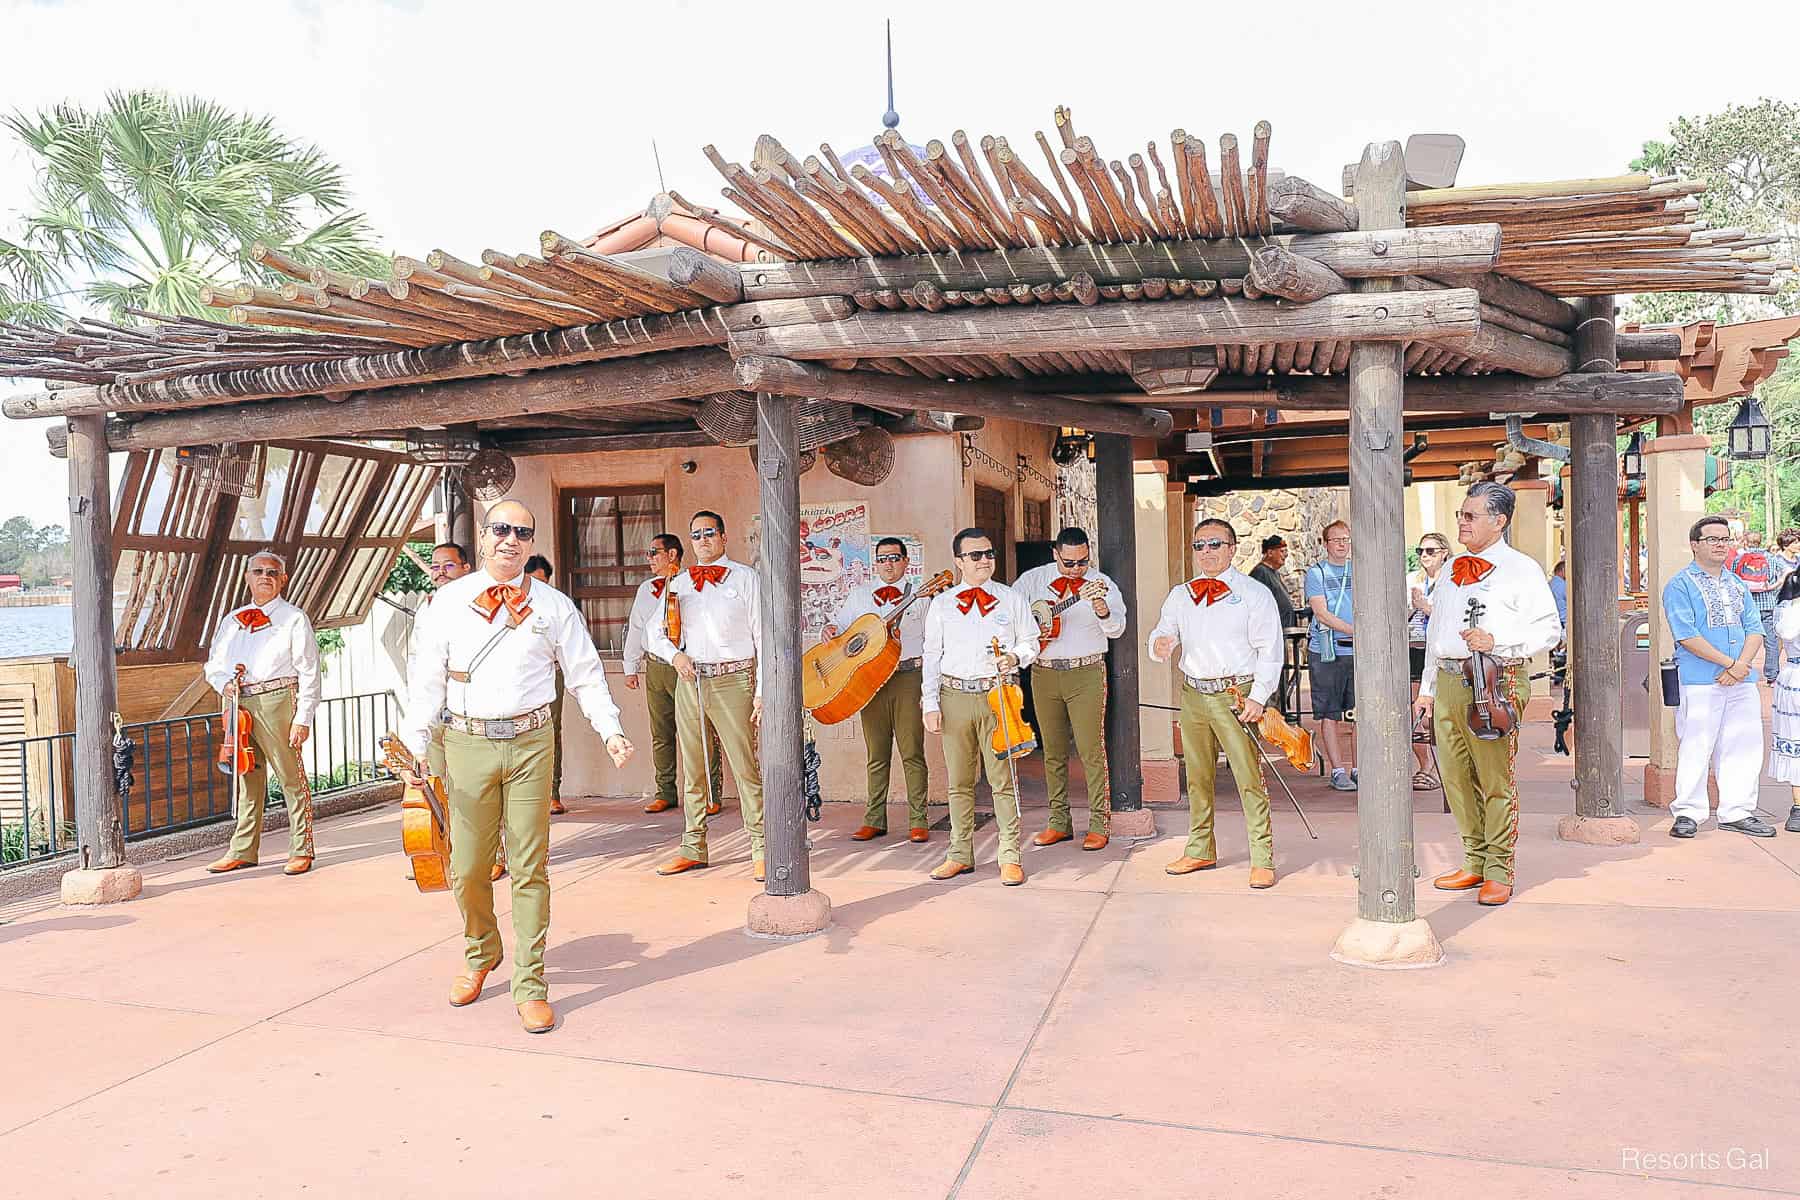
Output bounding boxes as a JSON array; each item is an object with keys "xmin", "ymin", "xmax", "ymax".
[
  {"xmin": 690, "ymin": 527, "xmax": 722, "ymax": 540},
  {"xmin": 961, "ymin": 548, "xmax": 997, "ymax": 561},
  {"xmin": 1417, "ymin": 546, "xmax": 1446, "ymax": 556},
  {"xmin": 1192, "ymin": 538, "xmax": 1234, "ymax": 552},
  {"xmin": 874, "ymin": 553, "xmax": 905, "ymax": 563},
  {"xmin": 485, "ymin": 522, "xmax": 534, "ymax": 541},
  {"xmin": 1057, "ymin": 557, "xmax": 1091, "ymax": 569}
]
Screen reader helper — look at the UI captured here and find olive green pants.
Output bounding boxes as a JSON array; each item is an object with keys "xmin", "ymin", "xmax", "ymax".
[
  {"xmin": 1032, "ymin": 662, "xmax": 1111, "ymax": 836},
  {"xmin": 226, "ymin": 687, "xmax": 315, "ymax": 863},
  {"xmin": 1178, "ymin": 685, "xmax": 1273, "ymax": 868},
  {"xmin": 443, "ymin": 721, "xmax": 553, "ymax": 1002},
  {"xmin": 858, "ymin": 667, "xmax": 929, "ymax": 831},
  {"xmin": 675, "ymin": 668, "xmax": 762, "ymax": 862},
  {"xmin": 939, "ymin": 689, "xmax": 1024, "ymax": 867},
  {"xmin": 1433, "ymin": 664, "xmax": 1527, "ymax": 885},
  {"xmin": 646, "ymin": 658, "xmax": 721, "ymax": 805}
]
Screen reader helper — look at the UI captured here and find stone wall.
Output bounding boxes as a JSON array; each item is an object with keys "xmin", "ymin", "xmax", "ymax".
[{"xmin": 1195, "ymin": 487, "xmax": 1349, "ymax": 607}]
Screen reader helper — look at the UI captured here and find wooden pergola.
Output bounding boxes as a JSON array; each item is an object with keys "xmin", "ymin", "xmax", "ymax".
[{"xmin": 5, "ymin": 111, "xmax": 1786, "ymax": 957}]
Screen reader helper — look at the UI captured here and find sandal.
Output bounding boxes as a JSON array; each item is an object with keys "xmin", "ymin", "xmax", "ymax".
[{"xmin": 1412, "ymin": 771, "xmax": 1439, "ymax": 791}]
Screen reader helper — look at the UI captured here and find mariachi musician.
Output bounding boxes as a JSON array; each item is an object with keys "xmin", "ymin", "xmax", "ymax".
[
  {"xmin": 1147, "ymin": 518, "xmax": 1283, "ymax": 889},
  {"xmin": 1015, "ymin": 527, "xmax": 1126, "ymax": 852},
  {"xmin": 645, "ymin": 510, "xmax": 766, "ymax": 881},
  {"xmin": 401, "ymin": 500, "xmax": 633, "ymax": 1034},
  {"xmin": 203, "ymin": 550, "xmax": 322, "ymax": 877},
  {"xmin": 921, "ymin": 527, "xmax": 1038, "ymax": 885},
  {"xmin": 824, "ymin": 537, "xmax": 932, "ymax": 844},
  {"xmin": 622, "ymin": 532, "xmax": 722, "ymax": 817},
  {"xmin": 1412, "ymin": 481, "xmax": 1561, "ymax": 907}
]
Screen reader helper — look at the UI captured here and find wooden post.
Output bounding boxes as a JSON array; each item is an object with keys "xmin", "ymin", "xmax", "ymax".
[
  {"xmin": 443, "ymin": 437, "xmax": 477, "ymax": 550},
  {"xmin": 747, "ymin": 392, "xmax": 830, "ymax": 935},
  {"xmin": 1095, "ymin": 433, "xmax": 1150, "ymax": 835},
  {"xmin": 60, "ymin": 414, "xmax": 142, "ymax": 904},
  {"xmin": 1560, "ymin": 296, "xmax": 1640, "ymax": 843},
  {"xmin": 1331, "ymin": 142, "xmax": 1441, "ymax": 969}
]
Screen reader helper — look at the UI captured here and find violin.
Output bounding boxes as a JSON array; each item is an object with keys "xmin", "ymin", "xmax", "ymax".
[
  {"xmin": 1225, "ymin": 682, "xmax": 1314, "ymax": 771},
  {"xmin": 215, "ymin": 663, "xmax": 255, "ymax": 778},
  {"xmin": 664, "ymin": 584, "xmax": 683, "ymax": 649},
  {"xmin": 987, "ymin": 637, "xmax": 1038, "ymax": 761},
  {"xmin": 379, "ymin": 733, "xmax": 452, "ymax": 893},
  {"xmin": 1030, "ymin": 578, "xmax": 1110, "ymax": 651},
  {"xmin": 1461, "ymin": 597, "xmax": 1517, "ymax": 741}
]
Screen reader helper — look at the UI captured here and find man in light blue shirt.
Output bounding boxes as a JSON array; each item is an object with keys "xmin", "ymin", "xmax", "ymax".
[
  {"xmin": 1304, "ymin": 520, "xmax": 1357, "ymax": 790},
  {"xmin": 1662, "ymin": 515, "xmax": 1776, "ymax": 840}
]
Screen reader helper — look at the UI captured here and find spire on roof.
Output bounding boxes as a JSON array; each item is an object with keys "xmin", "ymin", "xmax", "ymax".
[{"xmin": 881, "ymin": 20, "xmax": 899, "ymax": 131}]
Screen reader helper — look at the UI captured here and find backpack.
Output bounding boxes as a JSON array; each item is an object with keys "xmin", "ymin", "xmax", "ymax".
[{"xmin": 1733, "ymin": 549, "xmax": 1772, "ymax": 591}]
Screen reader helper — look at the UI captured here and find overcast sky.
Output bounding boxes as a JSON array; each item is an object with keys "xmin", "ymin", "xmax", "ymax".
[{"xmin": 1, "ymin": 0, "xmax": 1788, "ymax": 529}]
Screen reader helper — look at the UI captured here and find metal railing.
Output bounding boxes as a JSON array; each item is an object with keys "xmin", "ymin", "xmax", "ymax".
[{"xmin": 0, "ymin": 691, "xmax": 402, "ymax": 870}]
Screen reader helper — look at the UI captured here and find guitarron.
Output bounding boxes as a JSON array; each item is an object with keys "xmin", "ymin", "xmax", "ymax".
[
  {"xmin": 804, "ymin": 569, "xmax": 954, "ymax": 724},
  {"xmin": 379, "ymin": 733, "xmax": 452, "ymax": 893}
]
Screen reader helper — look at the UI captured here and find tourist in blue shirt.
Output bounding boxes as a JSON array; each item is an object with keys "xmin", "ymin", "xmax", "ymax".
[
  {"xmin": 1304, "ymin": 520, "xmax": 1357, "ymax": 790},
  {"xmin": 1662, "ymin": 515, "xmax": 1776, "ymax": 840}
]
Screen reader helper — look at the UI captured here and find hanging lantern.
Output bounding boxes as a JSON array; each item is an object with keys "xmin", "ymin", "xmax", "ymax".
[
  {"xmin": 1620, "ymin": 431, "xmax": 1645, "ymax": 481},
  {"xmin": 1726, "ymin": 395, "xmax": 1771, "ymax": 460}
]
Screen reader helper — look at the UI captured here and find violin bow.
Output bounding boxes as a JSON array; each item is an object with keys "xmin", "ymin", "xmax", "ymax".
[{"xmin": 228, "ymin": 663, "xmax": 246, "ymax": 820}]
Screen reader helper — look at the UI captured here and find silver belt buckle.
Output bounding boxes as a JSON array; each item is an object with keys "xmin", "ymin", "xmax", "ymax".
[{"xmin": 485, "ymin": 718, "xmax": 518, "ymax": 740}]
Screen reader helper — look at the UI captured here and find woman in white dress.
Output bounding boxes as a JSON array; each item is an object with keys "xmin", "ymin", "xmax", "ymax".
[
  {"xmin": 1406, "ymin": 532, "xmax": 1452, "ymax": 790},
  {"xmin": 1769, "ymin": 570, "xmax": 1800, "ymax": 832}
]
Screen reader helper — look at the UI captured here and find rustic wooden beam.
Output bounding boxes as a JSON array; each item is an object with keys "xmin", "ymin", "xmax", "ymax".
[
  {"xmin": 1267, "ymin": 175, "xmax": 1358, "ymax": 232},
  {"xmin": 729, "ymin": 290, "xmax": 1480, "ymax": 361},
  {"xmin": 872, "ymin": 411, "xmax": 985, "ymax": 435},
  {"xmin": 5, "ymin": 298, "xmax": 849, "ymax": 420},
  {"xmin": 1616, "ymin": 330, "xmax": 1683, "ymax": 361},
  {"xmin": 1424, "ymin": 272, "xmax": 1578, "ymax": 331},
  {"xmin": 1247, "ymin": 243, "xmax": 1350, "ymax": 302},
  {"xmin": 484, "ymin": 427, "xmax": 715, "ymax": 456},
  {"xmin": 735, "ymin": 224, "xmax": 1503, "ymax": 299},
  {"xmin": 733, "ymin": 355, "xmax": 1173, "ymax": 439},
  {"xmin": 69, "ymin": 349, "xmax": 743, "ymax": 454},
  {"xmin": 1190, "ymin": 371, "xmax": 1682, "ymax": 414},
  {"xmin": 621, "ymin": 246, "xmax": 747, "ymax": 305},
  {"xmin": 1187, "ymin": 469, "xmax": 1414, "ymax": 495}
]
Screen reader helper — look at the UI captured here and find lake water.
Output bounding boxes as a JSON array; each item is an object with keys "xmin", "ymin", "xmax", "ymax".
[{"xmin": 0, "ymin": 605, "xmax": 74, "ymax": 658}]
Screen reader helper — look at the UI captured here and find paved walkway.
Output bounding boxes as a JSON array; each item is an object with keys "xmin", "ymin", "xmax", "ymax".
[{"xmin": 2, "ymin": 720, "xmax": 1796, "ymax": 1198}]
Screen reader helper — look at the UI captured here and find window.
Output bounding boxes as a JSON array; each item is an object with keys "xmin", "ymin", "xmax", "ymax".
[
  {"xmin": 560, "ymin": 486, "xmax": 664, "ymax": 654},
  {"xmin": 1022, "ymin": 497, "xmax": 1051, "ymax": 542}
]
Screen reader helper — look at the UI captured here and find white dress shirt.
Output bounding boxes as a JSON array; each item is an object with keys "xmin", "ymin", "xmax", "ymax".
[
  {"xmin": 1013, "ymin": 563, "xmax": 1127, "ymax": 659},
  {"xmin": 921, "ymin": 579, "xmax": 1039, "ymax": 715},
  {"xmin": 401, "ymin": 569, "xmax": 622, "ymax": 757},
  {"xmin": 1418, "ymin": 539, "xmax": 1563, "ymax": 698},
  {"xmin": 644, "ymin": 557, "xmax": 762, "ymax": 696},
  {"xmin": 1146, "ymin": 568, "xmax": 1283, "ymax": 705},
  {"xmin": 204, "ymin": 596, "xmax": 321, "ymax": 726},
  {"xmin": 622, "ymin": 574, "xmax": 675, "ymax": 676},
  {"xmin": 833, "ymin": 579, "xmax": 928, "ymax": 660}
]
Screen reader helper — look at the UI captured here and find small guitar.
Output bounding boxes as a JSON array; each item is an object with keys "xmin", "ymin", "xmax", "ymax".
[
  {"xmin": 804, "ymin": 569, "xmax": 955, "ymax": 724},
  {"xmin": 379, "ymin": 733, "xmax": 453, "ymax": 893},
  {"xmin": 1029, "ymin": 579, "xmax": 1110, "ymax": 651}
]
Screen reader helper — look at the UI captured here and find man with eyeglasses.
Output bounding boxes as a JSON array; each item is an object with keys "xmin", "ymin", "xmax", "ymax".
[
  {"xmin": 824, "ymin": 536, "xmax": 933, "ymax": 844},
  {"xmin": 1411, "ymin": 482, "xmax": 1562, "ymax": 906},
  {"xmin": 646, "ymin": 510, "xmax": 768, "ymax": 880},
  {"xmin": 1304, "ymin": 520, "xmax": 1358, "ymax": 790},
  {"xmin": 1014, "ymin": 527, "xmax": 1126, "ymax": 851},
  {"xmin": 921, "ymin": 527, "xmax": 1039, "ymax": 885},
  {"xmin": 203, "ymin": 550, "xmax": 322, "ymax": 877},
  {"xmin": 1148, "ymin": 519, "xmax": 1284, "ymax": 888},
  {"xmin": 1249, "ymin": 535, "xmax": 1299, "ymax": 719},
  {"xmin": 623, "ymin": 532, "xmax": 722, "ymax": 818},
  {"xmin": 1661, "ymin": 515, "xmax": 1777, "ymax": 841},
  {"xmin": 402, "ymin": 500, "xmax": 634, "ymax": 1034}
]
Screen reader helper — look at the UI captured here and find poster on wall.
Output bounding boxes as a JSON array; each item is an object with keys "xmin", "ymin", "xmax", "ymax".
[{"xmin": 748, "ymin": 502, "xmax": 875, "ymax": 646}]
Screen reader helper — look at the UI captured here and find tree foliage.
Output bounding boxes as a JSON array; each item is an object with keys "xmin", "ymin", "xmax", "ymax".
[
  {"xmin": 0, "ymin": 516, "xmax": 71, "ymax": 583},
  {"xmin": 0, "ymin": 90, "xmax": 387, "ymax": 325},
  {"xmin": 382, "ymin": 542, "xmax": 434, "ymax": 595}
]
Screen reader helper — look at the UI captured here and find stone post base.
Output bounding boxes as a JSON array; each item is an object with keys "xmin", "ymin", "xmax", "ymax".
[
  {"xmin": 1556, "ymin": 814, "xmax": 1642, "ymax": 845},
  {"xmin": 1141, "ymin": 759, "xmax": 1181, "ymax": 805},
  {"xmin": 1107, "ymin": 807, "xmax": 1158, "ymax": 839},
  {"xmin": 60, "ymin": 865, "xmax": 144, "ymax": 905},
  {"xmin": 1330, "ymin": 917, "xmax": 1444, "ymax": 970},
  {"xmin": 1642, "ymin": 762, "xmax": 1718, "ymax": 812},
  {"xmin": 747, "ymin": 888, "xmax": 831, "ymax": 939}
]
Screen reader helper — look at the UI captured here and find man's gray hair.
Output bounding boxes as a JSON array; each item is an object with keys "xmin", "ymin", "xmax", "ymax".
[
  {"xmin": 248, "ymin": 548, "xmax": 288, "ymax": 573},
  {"xmin": 1467, "ymin": 481, "xmax": 1515, "ymax": 527}
]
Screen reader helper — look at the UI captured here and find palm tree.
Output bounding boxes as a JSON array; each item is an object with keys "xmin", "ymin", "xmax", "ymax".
[{"xmin": 0, "ymin": 90, "xmax": 387, "ymax": 325}]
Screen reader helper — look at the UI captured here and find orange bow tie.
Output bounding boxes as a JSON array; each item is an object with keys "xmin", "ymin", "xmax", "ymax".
[
  {"xmin": 956, "ymin": 587, "xmax": 996, "ymax": 616},
  {"xmin": 874, "ymin": 585, "xmax": 903, "ymax": 605},
  {"xmin": 1451, "ymin": 556, "xmax": 1495, "ymax": 587},
  {"xmin": 1187, "ymin": 578, "xmax": 1231, "ymax": 606},
  {"xmin": 689, "ymin": 564, "xmax": 727, "ymax": 590},
  {"xmin": 471, "ymin": 583, "xmax": 532, "ymax": 626},
  {"xmin": 1050, "ymin": 576, "xmax": 1083, "ymax": 598},
  {"xmin": 650, "ymin": 577, "xmax": 668, "ymax": 599},
  {"xmin": 235, "ymin": 608, "xmax": 271, "ymax": 632}
]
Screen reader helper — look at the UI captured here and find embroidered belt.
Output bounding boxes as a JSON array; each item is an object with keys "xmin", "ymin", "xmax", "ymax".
[
  {"xmin": 1183, "ymin": 673, "xmax": 1253, "ymax": 695},
  {"xmin": 243, "ymin": 676, "xmax": 297, "ymax": 697},
  {"xmin": 445, "ymin": 703, "xmax": 553, "ymax": 740},
  {"xmin": 895, "ymin": 657, "xmax": 923, "ymax": 672},
  {"xmin": 1438, "ymin": 657, "xmax": 1525, "ymax": 675},
  {"xmin": 941, "ymin": 674, "xmax": 998, "ymax": 694},
  {"xmin": 1037, "ymin": 653, "xmax": 1105, "ymax": 670},
  {"xmin": 694, "ymin": 657, "xmax": 754, "ymax": 678}
]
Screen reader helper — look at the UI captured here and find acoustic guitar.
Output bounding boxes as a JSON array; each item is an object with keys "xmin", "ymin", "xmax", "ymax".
[
  {"xmin": 804, "ymin": 569, "xmax": 954, "ymax": 724},
  {"xmin": 379, "ymin": 733, "xmax": 452, "ymax": 893}
]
